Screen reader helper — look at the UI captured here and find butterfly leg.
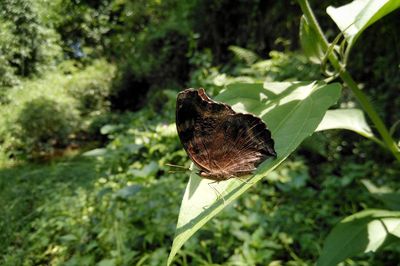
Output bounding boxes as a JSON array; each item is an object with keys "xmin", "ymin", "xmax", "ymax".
[
  {"xmin": 207, "ymin": 181, "xmax": 226, "ymax": 205},
  {"xmin": 237, "ymin": 176, "xmax": 255, "ymax": 185}
]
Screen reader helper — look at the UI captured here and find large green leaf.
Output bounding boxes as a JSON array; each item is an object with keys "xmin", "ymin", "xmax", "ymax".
[
  {"xmin": 167, "ymin": 81, "xmax": 341, "ymax": 265},
  {"xmin": 315, "ymin": 108, "xmax": 373, "ymax": 138},
  {"xmin": 318, "ymin": 209, "xmax": 400, "ymax": 266},
  {"xmin": 327, "ymin": 0, "xmax": 400, "ymax": 53}
]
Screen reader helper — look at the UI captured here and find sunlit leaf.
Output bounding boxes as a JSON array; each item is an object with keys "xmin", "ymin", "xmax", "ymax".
[
  {"xmin": 318, "ymin": 209, "xmax": 400, "ymax": 266},
  {"xmin": 82, "ymin": 148, "xmax": 108, "ymax": 157},
  {"xmin": 316, "ymin": 108, "xmax": 374, "ymax": 138},
  {"xmin": 168, "ymin": 81, "xmax": 341, "ymax": 265},
  {"xmin": 229, "ymin": 45, "xmax": 259, "ymax": 65},
  {"xmin": 327, "ymin": 0, "xmax": 400, "ymax": 52}
]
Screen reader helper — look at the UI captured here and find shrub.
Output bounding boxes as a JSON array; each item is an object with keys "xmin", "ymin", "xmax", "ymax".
[
  {"xmin": 13, "ymin": 98, "xmax": 79, "ymax": 158},
  {"xmin": 65, "ymin": 59, "xmax": 116, "ymax": 116},
  {"xmin": 0, "ymin": 59, "xmax": 117, "ymax": 161}
]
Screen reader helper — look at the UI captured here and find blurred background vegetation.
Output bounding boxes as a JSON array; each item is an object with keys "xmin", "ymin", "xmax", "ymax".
[{"xmin": 0, "ymin": 0, "xmax": 399, "ymax": 265}]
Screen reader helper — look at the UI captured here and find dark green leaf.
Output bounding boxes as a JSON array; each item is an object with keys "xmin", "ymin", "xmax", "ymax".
[{"xmin": 317, "ymin": 209, "xmax": 400, "ymax": 266}]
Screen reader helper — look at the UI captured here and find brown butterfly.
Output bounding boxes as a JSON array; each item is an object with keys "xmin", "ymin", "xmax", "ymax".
[{"xmin": 176, "ymin": 88, "xmax": 276, "ymax": 181}]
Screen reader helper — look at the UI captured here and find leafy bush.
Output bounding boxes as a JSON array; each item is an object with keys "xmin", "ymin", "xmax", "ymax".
[
  {"xmin": 3, "ymin": 103, "xmax": 398, "ymax": 265},
  {"xmin": 65, "ymin": 59, "xmax": 116, "ymax": 116},
  {"xmin": 0, "ymin": 92, "xmax": 188, "ymax": 265},
  {"xmin": 13, "ymin": 98, "xmax": 79, "ymax": 158},
  {"xmin": 108, "ymin": 4, "xmax": 191, "ymax": 111},
  {"xmin": 189, "ymin": 48, "xmax": 321, "ymax": 95},
  {"xmin": 0, "ymin": 59, "xmax": 115, "ymax": 161}
]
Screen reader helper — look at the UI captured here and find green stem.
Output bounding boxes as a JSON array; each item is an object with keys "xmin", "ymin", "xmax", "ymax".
[{"xmin": 297, "ymin": 0, "xmax": 400, "ymax": 162}]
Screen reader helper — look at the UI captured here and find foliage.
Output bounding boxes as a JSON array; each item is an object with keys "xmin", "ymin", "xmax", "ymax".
[
  {"xmin": 13, "ymin": 97, "xmax": 79, "ymax": 158},
  {"xmin": 64, "ymin": 59, "xmax": 116, "ymax": 116},
  {"xmin": 0, "ymin": 59, "xmax": 115, "ymax": 161},
  {"xmin": 107, "ymin": 0, "xmax": 195, "ymax": 111},
  {"xmin": 0, "ymin": 0, "xmax": 62, "ymax": 79},
  {"xmin": 168, "ymin": 0, "xmax": 400, "ymax": 264},
  {"xmin": 1, "ymin": 0, "xmax": 400, "ymax": 265},
  {"xmin": 190, "ymin": 0, "xmax": 300, "ymax": 63},
  {"xmin": 168, "ymin": 81, "xmax": 342, "ymax": 264},
  {"xmin": 2, "ymin": 103, "xmax": 399, "ymax": 265},
  {"xmin": 0, "ymin": 94, "xmax": 187, "ymax": 265},
  {"xmin": 189, "ymin": 48, "xmax": 321, "ymax": 96}
]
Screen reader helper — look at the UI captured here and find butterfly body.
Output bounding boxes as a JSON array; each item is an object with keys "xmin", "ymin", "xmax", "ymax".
[{"xmin": 176, "ymin": 88, "xmax": 276, "ymax": 181}]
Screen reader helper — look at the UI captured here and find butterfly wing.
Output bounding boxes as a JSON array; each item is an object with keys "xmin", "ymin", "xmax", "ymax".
[
  {"xmin": 176, "ymin": 88, "xmax": 234, "ymax": 174},
  {"xmin": 212, "ymin": 113, "xmax": 276, "ymax": 177},
  {"xmin": 176, "ymin": 88, "xmax": 276, "ymax": 180}
]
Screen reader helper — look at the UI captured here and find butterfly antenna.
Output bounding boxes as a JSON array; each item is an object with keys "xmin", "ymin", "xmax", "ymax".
[
  {"xmin": 168, "ymin": 170, "xmax": 187, "ymax": 174},
  {"xmin": 165, "ymin": 163, "xmax": 189, "ymax": 170},
  {"xmin": 165, "ymin": 163, "xmax": 191, "ymax": 174}
]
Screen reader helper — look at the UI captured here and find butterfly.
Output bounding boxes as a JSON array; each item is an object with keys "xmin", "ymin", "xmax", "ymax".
[{"xmin": 176, "ymin": 88, "xmax": 276, "ymax": 181}]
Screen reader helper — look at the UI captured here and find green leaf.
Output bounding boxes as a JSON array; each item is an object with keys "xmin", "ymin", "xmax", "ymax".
[
  {"xmin": 82, "ymin": 148, "xmax": 108, "ymax": 157},
  {"xmin": 228, "ymin": 45, "xmax": 259, "ymax": 65},
  {"xmin": 167, "ymin": 81, "xmax": 341, "ymax": 265},
  {"xmin": 315, "ymin": 108, "xmax": 374, "ymax": 138},
  {"xmin": 300, "ymin": 16, "xmax": 325, "ymax": 64},
  {"xmin": 362, "ymin": 179, "xmax": 400, "ymax": 211},
  {"xmin": 317, "ymin": 209, "xmax": 400, "ymax": 266},
  {"xmin": 327, "ymin": 0, "xmax": 400, "ymax": 52}
]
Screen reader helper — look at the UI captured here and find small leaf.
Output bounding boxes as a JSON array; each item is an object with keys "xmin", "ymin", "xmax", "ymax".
[
  {"xmin": 100, "ymin": 124, "xmax": 119, "ymax": 135},
  {"xmin": 316, "ymin": 108, "xmax": 373, "ymax": 138},
  {"xmin": 115, "ymin": 185, "xmax": 142, "ymax": 200},
  {"xmin": 128, "ymin": 161, "xmax": 159, "ymax": 178},
  {"xmin": 229, "ymin": 45, "xmax": 259, "ymax": 65},
  {"xmin": 82, "ymin": 148, "xmax": 108, "ymax": 157},
  {"xmin": 300, "ymin": 16, "xmax": 325, "ymax": 64},
  {"xmin": 317, "ymin": 209, "xmax": 400, "ymax": 266},
  {"xmin": 168, "ymin": 81, "xmax": 341, "ymax": 265},
  {"xmin": 327, "ymin": 0, "xmax": 400, "ymax": 52}
]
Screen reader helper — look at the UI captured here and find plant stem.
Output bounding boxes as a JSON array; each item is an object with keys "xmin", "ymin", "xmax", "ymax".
[{"xmin": 297, "ymin": 0, "xmax": 400, "ymax": 162}]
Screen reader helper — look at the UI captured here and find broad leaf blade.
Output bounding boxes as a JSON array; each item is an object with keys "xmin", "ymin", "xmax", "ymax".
[
  {"xmin": 316, "ymin": 108, "xmax": 374, "ymax": 138},
  {"xmin": 317, "ymin": 209, "xmax": 400, "ymax": 266},
  {"xmin": 168, "ymin": 81, "xmax": 341, "ymax": 265},
  {"xmin": 327, "ymin": 0, "xmax": 400, "ymax": 51}
]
